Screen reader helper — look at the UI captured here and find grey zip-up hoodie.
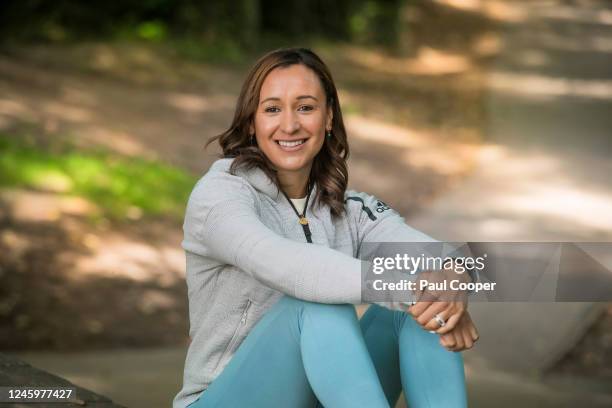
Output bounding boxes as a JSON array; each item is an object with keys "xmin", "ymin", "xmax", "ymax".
[{"xmin": 173, "ymin": 158, "xmax": 436, "ymax": 408}]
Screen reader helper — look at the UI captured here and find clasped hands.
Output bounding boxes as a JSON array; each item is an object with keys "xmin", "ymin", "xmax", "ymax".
[{"xmin": 406, "ymin": 268, "xmax": 479, "ymax": 352}]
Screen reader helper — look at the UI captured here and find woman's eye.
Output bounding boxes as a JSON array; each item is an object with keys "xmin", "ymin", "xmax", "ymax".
[{"xmin": 264, "ymin": 105, "xmax": 313, "ymax": 113}]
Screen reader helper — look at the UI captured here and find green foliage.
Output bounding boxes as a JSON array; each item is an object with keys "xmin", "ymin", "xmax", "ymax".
[
  {"xmin": 350, "ymin": 1, "xmax": 381, "ymax": 38},
  {"xmin": 136, "ymin": 21, "xmax": 168, "ymax": 42},
  {"xmin": 349, "ymin": 0, "xmax": 402, "ymax": 46},
  {"xmin": 0, "ymin": 136, "xmax": 197, "ymax": 222},
  {"xmin": 170, "ymin": 37, "xmax": 245, "ymax": 64},
  {"xmin": 0, "ymin": 0, "xmax": 410, "ymax": 54}
]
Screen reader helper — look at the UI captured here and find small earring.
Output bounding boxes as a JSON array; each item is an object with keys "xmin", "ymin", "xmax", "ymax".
[{"xmin": 326, "ymin": 130, "xmax": 332, "ymax": 139}]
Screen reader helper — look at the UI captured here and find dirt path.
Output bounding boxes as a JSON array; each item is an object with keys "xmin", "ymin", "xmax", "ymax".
[
  {"xmin": 18, "ymin": 345, "xmax": 612, "ymax": 408},
  {"xmin": 407, "ymin": 0, "xmax": 612, "ymax": 399}
]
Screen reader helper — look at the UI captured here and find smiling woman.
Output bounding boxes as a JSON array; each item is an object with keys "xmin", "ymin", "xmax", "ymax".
[
  {"xmin": 175, "ymin": 48, "xmax": 478, "ymax": 408},
  {"xmin": 250, "ymin": 64, "xmax": 329, "ymax": 198},
  {"xmin": 204, "ymin": 47, "xmax": 350, "ymax": 218}
]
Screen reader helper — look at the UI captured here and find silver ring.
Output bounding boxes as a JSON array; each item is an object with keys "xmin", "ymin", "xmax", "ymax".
[{"xmin": 433, "ymin": 314, "xmax": 446, "ymax": 327}]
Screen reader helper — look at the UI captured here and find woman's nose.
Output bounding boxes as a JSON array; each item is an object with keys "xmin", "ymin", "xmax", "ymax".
[{"xmin": 280, "ymin": 111, "xmax": 300, "ymax": 134}]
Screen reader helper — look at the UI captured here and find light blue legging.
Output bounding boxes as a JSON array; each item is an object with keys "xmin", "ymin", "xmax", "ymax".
[{"xmin": 189, "ymin": 296, "xmax": 466, "ymax": 408}]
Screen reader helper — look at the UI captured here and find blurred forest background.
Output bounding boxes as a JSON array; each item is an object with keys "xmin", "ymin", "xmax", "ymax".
[
  {"xmin": 1, "ymin": 0, "xmax": 611, "ymax": 407},
  {"xmin": 0, "ymin": 0, "xmax": 491, "ymax": 59}
]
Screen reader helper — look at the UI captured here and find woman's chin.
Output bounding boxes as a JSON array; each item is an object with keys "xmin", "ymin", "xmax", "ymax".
[{"xmin": 270, "ymin": 157, "xmax": 313, "ymax": 173}]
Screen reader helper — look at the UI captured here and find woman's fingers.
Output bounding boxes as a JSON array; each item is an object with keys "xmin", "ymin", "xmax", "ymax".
[
  {"xmin": 459, "ymin": 311, "xmax": 479, "ymax": 342},
  {"xmin": 440, "ymin": 332, "xmax": 455, "ymax": 349},
  {"xmin": 448, "ymin": 328, "xmax": 470, "ymax": 352},
  {"xmin": 462, "ymin": 327, "xmax": 474, "ymax": 350},
  {"xmin": 435, "ymin": 307, "xmax": 462, "ymax": 334},
  {"xmin": 466, "ymin": 314, "xmax": 480, "ymax": 342},
  {"xmin": 416, "ymin": 302, "xmax": 449, "ymax": 329},
  {"xmin": 436, "ymin": 302, "xmax": 466, "ymax": 334},
  {"xmin": 439, "ymin": 312, "xmax": 480, "ymax": 352},
  {"xmin": 412, "ymin": 300, "xmax": 467, "ymax": 332},
  {"xmin": 471, "ymin": 324, "xmax": 480, "ymax": 342},
  {"xmin": 452, "ymin": 330, "xmax": 465, "ymax": 351},
  {"xmin": 443, "ymin": 331, "xmax": 461, "ymax": 352},
  {"xmin": 408, "ymin": 300, "xmax": 432, "ymax": 319}
]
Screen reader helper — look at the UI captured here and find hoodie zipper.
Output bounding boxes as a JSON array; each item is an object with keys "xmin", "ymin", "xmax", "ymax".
[
  {"xmin": 282, "ymin": 181, "xmax": 313, "ymax": 243},
  {"xmin": 214, "ymin": 299, "xmax": 252, "ymax": 376},
  {"xmin": 240, "ymin": 300, "xmax": 252, "ymax": 324}
]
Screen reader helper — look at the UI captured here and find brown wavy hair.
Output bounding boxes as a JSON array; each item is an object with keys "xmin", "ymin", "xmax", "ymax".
[{"xmin": 205, "ymin": 47, "xmax": 350, "ymax": 218}]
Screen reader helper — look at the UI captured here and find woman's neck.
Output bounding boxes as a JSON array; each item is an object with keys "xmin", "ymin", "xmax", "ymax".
[{"xmin": 278, "ymin": 168, "xmax": 311, "ymax": 198}]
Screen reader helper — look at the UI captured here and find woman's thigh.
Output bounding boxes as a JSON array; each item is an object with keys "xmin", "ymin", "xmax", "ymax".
[
  {"xmin": 189, "ymin": 296, "xmax": 318, "ymax": 408},
  {"xmin": 191, "ymin": 297, "xmax": 389, "ymax": 408},
  {"xmin": 190, "ymin": 299, "xmax": 465, "ymax": 408}
]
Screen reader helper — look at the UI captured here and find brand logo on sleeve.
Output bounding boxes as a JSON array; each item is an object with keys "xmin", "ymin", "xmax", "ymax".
[
  {"xmin": 346, "ymin": 197, "xmax": 394, "ymax": 220},
  {"xmin": 375, "ymin": 200, "xmax": 391, "ymax": 213}
]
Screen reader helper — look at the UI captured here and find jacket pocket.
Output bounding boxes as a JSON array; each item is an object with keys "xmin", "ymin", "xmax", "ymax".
[{"xmin": 213, "ymin": 299, "xmax": 252, "ymax": 376}]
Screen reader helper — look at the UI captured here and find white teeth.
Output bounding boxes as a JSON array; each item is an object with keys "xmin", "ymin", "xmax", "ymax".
[{"xmin": 278, "ymin": 139, "xmax": 305, "ymax": 147}]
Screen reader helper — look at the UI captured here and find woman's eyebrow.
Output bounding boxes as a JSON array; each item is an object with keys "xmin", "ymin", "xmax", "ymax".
[{"xmin": 260, "ymin": 95, "xmax": 318, "ymax": 105}]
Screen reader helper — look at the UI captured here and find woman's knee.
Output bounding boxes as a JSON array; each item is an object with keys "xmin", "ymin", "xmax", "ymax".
[
  {"xmin": 304, "ymin": 300, "xmax": 356, "ymax": 317},
  {"xmin": 275, "ymin": 296, "xmax": 357, "ymax": 323}
]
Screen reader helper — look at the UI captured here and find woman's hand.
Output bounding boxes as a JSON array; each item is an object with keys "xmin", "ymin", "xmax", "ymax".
[
  {"xmin": 409, "ymin": 299, "xmax": 467, "ymax": 334},
  {"xmin": 408, "ymin": 268, "xmax": 471, "ymax": 333},
  {"xmin": 439, "ymin": 311, "xmax": 479, "ymax": 352}
]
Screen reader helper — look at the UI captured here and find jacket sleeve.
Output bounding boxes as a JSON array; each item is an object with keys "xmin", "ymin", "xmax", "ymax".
[
  {"xmin": 345, "ymin": 190, "xmax": 437, "ymax": 256},
  {"xmin": 182, "ymin": 172, "xmax": 364, "ymax": 304},
  {"xmin": 346, "ymin": 190, "xmax": 479, "ymax": 294}
]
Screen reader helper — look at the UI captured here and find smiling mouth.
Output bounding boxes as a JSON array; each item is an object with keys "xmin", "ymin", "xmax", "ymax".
[{"xmin": 276, "ymin": 139, "xmax": 306, "ymax": 147}]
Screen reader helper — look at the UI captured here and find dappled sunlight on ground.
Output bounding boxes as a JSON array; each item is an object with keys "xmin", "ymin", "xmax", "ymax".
[
  {"xmin": 346, "ymin": 115, "xmax": 479, "ymax": 176},
  {"xmin": 321, "ymin": 47, "xmax": 489, "ymax": 144},
  {"xmin": 163, "ymin": 91, "xmax": 237, "ymax": 127},
  {"xmin": 71, "ymin": 231, "xmax": 184, "ymax": 286},
  {"xmin": 489, "ymin": 71, "xmax": 612, "ymax": 101},
  {"xmin": 436, "ymin": 0, "xmax": 612, "ymax": 36},
  {"xmin": 533, "ymin": 31, "xmax": 612, "ymax": 54},
  {"xmin": 475, "ymin": 146, "xmax": 612, "ymax": 233},
  {"xmin": 85, "ymin": 127, "xmax": 150, "ymax": 156},
  {"xmin": 0, "ymin": 203, "xmax": 189, "ymax": 349},
  {"xmin": 506, "ymin": 186, "xmax": 612, "ymax": 231},
  {"xmin": 42, "ymin": 101, "xmax": 92, "ymax": 123},
  {"xmin": 60, "ymin": 85, "xmax": 99, "ymax": 106},
  {"xmin": 164, "ymin": 92, "xmax": 211, "ymax": 114},
  {"xmin": 411, "ymin": 2, "xmax": 612, "ymax": 385},
  {"xmin": 435, "ymin": 0, "xmax": 528, "ymax": 23},
  {"xmin": 412, "ymin": 145, "xmax": 612, "ymax": 241},
  {"xmin": 1, "ymin": 189, "xmax": 100, "ymax": 223},
  {"xmin": 472, "ymin": 32, "xmax": 503, "ymax": 57},
  {"xmin": 0, "ymin": 98, "xmax": 35, "ymax": 120},
  {"xmin": 0, "ymin": 47, "xmax": 238, "ymax": 173},
  {"xmin": 344, "ymin": 45, "xmax": 473, "ymax": 76},
  {"xmin": 535, "ymin": 4, "xmax": 612, "ymax": 25},
  {"xmin": 79, "ymin": 43, "xmax": 223, "ymax": 87}
]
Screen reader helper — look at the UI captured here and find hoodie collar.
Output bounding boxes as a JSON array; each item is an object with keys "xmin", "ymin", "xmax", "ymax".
[{"xmin": 210, "ymin": 158, "xmax": 318, "ymax": 205}]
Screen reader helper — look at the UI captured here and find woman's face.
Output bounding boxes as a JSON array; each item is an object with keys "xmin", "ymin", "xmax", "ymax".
[{"xmin": 251, "ymin": 64, "xmax": 332, "ymax": 175}]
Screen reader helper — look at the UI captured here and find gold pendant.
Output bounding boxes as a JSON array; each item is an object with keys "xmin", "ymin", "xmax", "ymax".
[{"xmin": 299, "ymin": 217, "xmax": 308, "ymax": 225}]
